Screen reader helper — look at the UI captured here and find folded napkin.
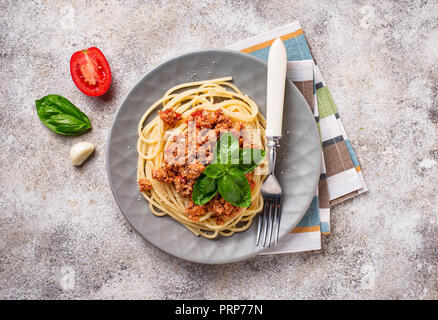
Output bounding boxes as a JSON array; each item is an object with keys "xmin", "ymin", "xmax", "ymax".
[{"xmin": 227, "ymin": 21, "xmax": 367, "ymax": 253}]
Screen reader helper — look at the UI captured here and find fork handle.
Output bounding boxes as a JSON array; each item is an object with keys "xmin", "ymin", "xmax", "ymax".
[
  {"xmin": 266, "ymin": 137, "xmax": 280, "ymax": 175},
  {"xmin": 266, "ymin": 37, "xmax": 287, "ymax": 137}
]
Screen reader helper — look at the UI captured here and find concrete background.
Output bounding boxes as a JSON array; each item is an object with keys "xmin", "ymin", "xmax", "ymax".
[{"xmin": 1, "ymin": 0, "xmax": 437, "ymax": 299}]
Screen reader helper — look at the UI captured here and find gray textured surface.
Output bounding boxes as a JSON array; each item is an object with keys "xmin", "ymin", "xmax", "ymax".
[{"xmin": 0, "ymin": 0, "xmax": 437, "ymax": 299}]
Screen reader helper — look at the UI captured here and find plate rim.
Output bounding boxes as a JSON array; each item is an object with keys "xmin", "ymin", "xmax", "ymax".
[{"xmin": 106, "ymin": 49, "xmax": 321, "ymax": 264}]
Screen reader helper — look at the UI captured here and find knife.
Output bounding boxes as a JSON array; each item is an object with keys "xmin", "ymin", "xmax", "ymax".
[{"xmin": 256, "ymin": 37, "xmax": 287, "ymax": 246}]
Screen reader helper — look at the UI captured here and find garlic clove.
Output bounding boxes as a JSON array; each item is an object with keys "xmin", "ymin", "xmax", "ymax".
[{"xmin": 70, "ymin": 142, "xmax": 95, "ymax": 166}]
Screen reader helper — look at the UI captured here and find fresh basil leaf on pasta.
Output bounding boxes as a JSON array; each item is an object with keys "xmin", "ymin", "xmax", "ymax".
[
  {"xmin": 218, "ymin": 168, "xmax": 251, "ymax": 208},
  {"xmin": 203, "ymin": 163, "xmax": 226, "ymax": 179},
  {"xmin": 35, "ymin": 94, "xmax": 92, "ymax": 135},
  {"xmin": 213, "ymin": 132, "xmax": 239, "ymax": 165},
  {"xmin": 238, "ymin": 148, "xmax": 266, "ymax": 174},
  {"xmin": 192, "ymin": 174, "xmax": 219, "ymax": 205}
]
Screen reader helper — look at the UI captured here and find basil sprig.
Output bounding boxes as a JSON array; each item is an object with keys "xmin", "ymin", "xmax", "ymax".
[
  {"xmin": 213, "ymin": 132, "xmax": 240, "ymax": 165},
  {"xmin": 192, "ymin": 174, "xmax": 219, "ymax": 205},
  {"xmin": 35, "ymin": 94, "xmax": 92, "ymax": 135},
  {"xmin": 218, "ymin": 168, "xmax": 252, "ymax": 207},
  {"xmin": 193, "ymin": 132, "xmax": 265, "ymax": 207}
]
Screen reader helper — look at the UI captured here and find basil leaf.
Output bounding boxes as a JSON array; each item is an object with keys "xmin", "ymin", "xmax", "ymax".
[
  {"xmin": 213, "ymin": 132, "xmax": 239, "ymax": 165},
  {"xmin": 35, "ymin": 94, "xmax": 92, "ymax": 135},
  {"xmin": 218, "ymin": 168, "xmax": 251, "ymax": 207},
  {"xmin": 237, "ymin": 148, "xmax": 266, "ymax": 174},
  {"xmin": 203, "ymin": 163, "xmax": 226, "ymax": 179},
  {"xmin": 192, "ymin": 174, "xmax": 219, "ymax": 205}
]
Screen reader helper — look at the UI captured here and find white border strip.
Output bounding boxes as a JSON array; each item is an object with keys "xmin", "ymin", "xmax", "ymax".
[
  {"xmin": 287, "ymin": 60, "xmax": 314, "ymax": 82},
  {"xmin": 226, "ymin": 21, "xmax": 302, "ymax": 51},
  {"xmin": 260, "ymin": 231, "xmax": 321, "ymax": 254},
  {"xmin": 327, "ymin": 167, "xmax": 363, "ymax": 200}
]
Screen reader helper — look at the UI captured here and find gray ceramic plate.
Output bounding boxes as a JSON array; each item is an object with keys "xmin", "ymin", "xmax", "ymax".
[{"xmin": 106, "ymin": 50, "xmax": 321, "ymax": 264}]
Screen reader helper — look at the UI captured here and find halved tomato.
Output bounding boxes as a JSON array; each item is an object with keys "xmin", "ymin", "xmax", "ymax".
[{"xmin": 70, "ymin": 47, "xmax": 111, "ymax": 97}]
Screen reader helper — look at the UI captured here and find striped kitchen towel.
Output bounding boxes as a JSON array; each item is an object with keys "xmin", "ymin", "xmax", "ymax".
[
  {"xmin": 227, "ymin": 21, "xmax": 367, "ymax": 252},
  {"xmin": 314, "ymin": 66, "xmax": 368, "ymax": 205}
]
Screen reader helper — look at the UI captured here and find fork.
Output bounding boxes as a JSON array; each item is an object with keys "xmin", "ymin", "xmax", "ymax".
[
  {"xmin": 256, "ymin": 37, "xmax": 287, "ymax": 247},
  {"xmin": 256, "ymin": 138, "xmax": 282, "ymax": 246}
]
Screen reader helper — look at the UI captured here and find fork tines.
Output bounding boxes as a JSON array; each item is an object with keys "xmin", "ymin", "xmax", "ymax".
[{"xmin": 256, "ymin": 196, "xmax": 281, "ymax": 247}]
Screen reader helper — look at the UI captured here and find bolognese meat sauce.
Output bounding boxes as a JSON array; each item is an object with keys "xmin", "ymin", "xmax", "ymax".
[
  {"xmin": 138, "ymin": 178, "xmax": 152, "ymax": 192},
  {"xmin": 158, "ymin": 108, "xmax": 182, "ymax": 127},
  {"xmin": 150, "ymin": 108, "xmax": 252, "ymax": 223}
]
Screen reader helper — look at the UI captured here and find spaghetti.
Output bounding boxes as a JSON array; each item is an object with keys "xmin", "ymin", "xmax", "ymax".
[{"xmin": 137, "ymin": 77, "xmax": 266, "ymax": 238}]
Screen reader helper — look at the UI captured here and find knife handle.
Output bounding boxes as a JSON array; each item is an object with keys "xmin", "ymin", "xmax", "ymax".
[{"xmin": 266, "ymin": 37, "xmax": 287, "ymax": 137}]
